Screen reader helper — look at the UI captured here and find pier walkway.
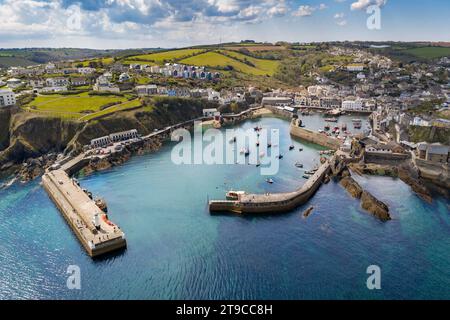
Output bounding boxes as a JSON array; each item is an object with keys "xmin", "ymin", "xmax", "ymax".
[
  {"xmin": 42, "ymin": 169, "xmax": 126, "ymax": 257},
  {"xmin": 209, "ymin": 158, "xmax": 332, "ymax": 214}
]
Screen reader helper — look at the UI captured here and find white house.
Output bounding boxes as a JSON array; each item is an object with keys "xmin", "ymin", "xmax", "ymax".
[
  {"xmin": 347, "ymin": 65, "xmax": 364, "ymax": 72},
  {"xmin": 6, "ymin": 78, "xmax": 22, "ymax": 89},
  {"xmin": 357, "ymin": 72, "xmax": 366, "ymax": 80},
  {"xmin": 77, "ymin": 67, "xmax": 96, "ymax": 74},
  {"xmin": 136, "ymin": 85, "xmax": 158, "ymax": 96},
  {"xmin": 0, "ymin": 89, "xmax": 16, "ymax": 107},
  {"xmin": 411, "ymin": 116, "xmax": 430, "ymax": 127},
  {"xmin": 118, "ymin": 73, "xmax": 130, "ymax": 82},
  {"xmin": 342, "ymin": 99, "xmax": 364, "ymax": 111},
  {"xmin": 46, "ymin": 77, "xmax": 69, "ymax": 87},
  {"xmin": 203, "ymin": 108, "xmax": 220, "ymax": 118}
]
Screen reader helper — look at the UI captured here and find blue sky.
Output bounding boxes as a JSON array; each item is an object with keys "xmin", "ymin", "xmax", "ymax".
[{"xmin": 0, "ymin": 0, "xmax": 449, "ymax": 49}]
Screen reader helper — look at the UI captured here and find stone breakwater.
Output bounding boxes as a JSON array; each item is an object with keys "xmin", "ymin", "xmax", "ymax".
[
  {"xmin": 209, "ymin": 158, "xmax": 332, "ymax": 214},
  {"xmin": 290, "ymin": 120, "xmax": 342, "ymax": 150}
]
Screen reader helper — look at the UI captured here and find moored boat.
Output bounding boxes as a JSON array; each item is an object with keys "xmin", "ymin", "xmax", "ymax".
[{"xmin": 226, "ymin": 190, "xmax": 246, "ymax": 200}]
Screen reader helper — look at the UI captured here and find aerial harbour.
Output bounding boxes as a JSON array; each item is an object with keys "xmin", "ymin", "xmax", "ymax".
[{"xmin": 1, "ymin": 1, "xmax": 450, "ymax": 303}]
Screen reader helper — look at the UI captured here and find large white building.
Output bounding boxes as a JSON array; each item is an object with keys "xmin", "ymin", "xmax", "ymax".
[
  {"xmin": 342, "ymin": 99, "xmax": 364, "ymax": 111},
  {"xmin": 347, "ymin": 65, "xmax": 365, "ymax": 72},
  {"xmin": 0, "ymin": 90, "xmax": 16, "ymax": 107}
]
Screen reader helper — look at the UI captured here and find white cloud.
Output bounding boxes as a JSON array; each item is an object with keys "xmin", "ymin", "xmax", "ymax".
[
  {"xmin": 292, "ymin": 3, "xmax": 328, "ymax": 17},
  {"xmin": 293, "ymin": 5, "xmax": 314, "ymax": 17},
  {"xmin": 334, "ymin": 12, "xmax": 345, "ymax": 19},
  {"xmin": 336, "ymin": 20, "xmax": 347, "ymax": 26},
  {"xmin": 351, "ymin": 0, "xmax": 388, "ymax": 11}
]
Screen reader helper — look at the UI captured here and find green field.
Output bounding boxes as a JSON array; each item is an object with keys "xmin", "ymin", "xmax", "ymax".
[
  {"xmin": 78, "ymin": 57, "xmax": 114, "ymax": 67},
  {"xmin": 218, "ymin": 50, "xmax": 279, "ymax": 75},
  {"xmin": 24, "ymin": 92, "xmax": 134, "ymax": 119},
  {"xmin": 402, "ymin": 47, "xmax": 450, "ymax": 59},
  {"xmin": 80, "ymin": 99, "xmax": 143, "ymax": 121},
  {"xmin": 125, "ymin": 49, "xmax": 205, "ymax": 64},
  {"xmin": 180, "ymin": 51, "xmax": 278, "ymax": 76}
]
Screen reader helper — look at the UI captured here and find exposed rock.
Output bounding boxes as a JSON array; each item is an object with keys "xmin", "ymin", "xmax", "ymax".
[
  {"xmin": 340, "ymin": 176, "xmax": 363, "ymax": 199},
  {"xmin": 398, "ymin": 167, "xmax": 433, "ymax": 203},
  {"xmin": 82, "ymin": 137, "xmax": 164, "ymax": 176},
  {"xmin": 361, "ymin": 191, "xmax": 391, "ymax": 221}
]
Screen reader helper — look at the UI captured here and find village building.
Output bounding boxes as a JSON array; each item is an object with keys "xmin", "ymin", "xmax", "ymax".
[
  {"xmin": 0, "ymin": 89, "xmax": 16, "ymax": 107},
  {"xmin": 417, "ymin": 142, "xmax": 450, "ymax": 164}
]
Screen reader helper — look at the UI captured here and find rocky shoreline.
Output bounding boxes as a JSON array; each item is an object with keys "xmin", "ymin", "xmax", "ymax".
[
  {"xmin": 348, "ymin": 163, "xmax": 434, "ymax": 203},
  {"xmin": 330, "ymin": 158, "xmax": 391, "ymax": 221}
]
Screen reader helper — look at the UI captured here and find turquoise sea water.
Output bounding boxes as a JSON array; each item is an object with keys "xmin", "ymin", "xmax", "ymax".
[{"xmin": 0, "ymin": 117, "xmax": 449, "ymax": 299}]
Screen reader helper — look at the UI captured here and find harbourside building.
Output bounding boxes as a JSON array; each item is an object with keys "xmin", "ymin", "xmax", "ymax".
[
  {"xmin": 90, "ymin": 129, "xmax": 140, "ymax": 149},
  {"xmin": 261, "ymin": 97, "xmax": 293, "ymax": 107},
  {"xmin": 203, "ymin": 108, "xmax": 220, "ymax": 118},
  {"xmin": 417, "ymin": 142, "xmax": 450, "ymax": 164}
]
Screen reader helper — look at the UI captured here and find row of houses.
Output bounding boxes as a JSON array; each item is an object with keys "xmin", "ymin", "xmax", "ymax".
[
  {"xmin": 7, "ymin": 64, "xmax": 96, "ymax": 77},
  {"xmin": 147, "ymin": 64, "xmax": 220, "ymax": 81},
  {"xmin": 90, "ymin": 129, "xmax": 140, "ymax": 149},
  {"xmin": 135, "ymin": 84, "xmax": 246, "ymax": 104},
  {"xmin": 263, "ymin": 93, "xmax": 375, "ymax": 111}
]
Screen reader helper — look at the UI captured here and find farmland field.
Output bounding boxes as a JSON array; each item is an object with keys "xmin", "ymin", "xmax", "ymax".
[
  {"xmin": 24, "ymin": 92, "xmax": 134, "ymax": 119},
  {"xmin": 80, "ymin": 99, "xmax": 143, "ymax": 121},
  {"xmin": 218, "ymin": 50, "xmax": 279, "ymax": 75},
  {"xmin": 125, "ymin": 49, "xmax": 205, "ymax": 64},
  {"xmin": 180, "ymin": 51, "xmax": 278, "ymax": 76},
  {"xmin": 223, "ymin": 45, "xmax": 286, "ymax": 52},
  {"xmin": 78, "ymin": 57, "xmax": 114, "ymax": 67},
  {"xmin": 401, "ymin": 46, "xmax": 450, "ymax": 59}
]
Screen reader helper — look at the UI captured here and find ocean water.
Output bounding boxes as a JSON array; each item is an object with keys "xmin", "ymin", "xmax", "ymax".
[{"xmin": 0, "ymin": 117, "xmax": 449, "ymax": 300}]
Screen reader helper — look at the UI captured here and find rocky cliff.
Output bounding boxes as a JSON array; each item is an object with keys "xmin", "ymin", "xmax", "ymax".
[{"xmin": 0, "ymin": 97, "xmax": 214, "ymax": 173}]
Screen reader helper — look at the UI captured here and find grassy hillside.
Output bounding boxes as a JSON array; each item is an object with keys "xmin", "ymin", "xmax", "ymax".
[
  {"xmin": 402, "ymin": 46, "xmax": 450, "ymax": 59},
  {"xmin": 217, "ymin": 50, "xmax": 279, "ymax": 75},
  {"xmin": 23, "ymin": 92, "xmax": 138, "ymax": 120},
  {"xmin": 179, "ymin": 51, "xmax": 275, "ymax": 76},
  {"xmin": 124, "ymin": 49, "xmax": 206, "ymax": 65}
]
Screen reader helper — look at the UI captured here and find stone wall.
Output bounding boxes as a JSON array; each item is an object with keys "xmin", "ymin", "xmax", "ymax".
[{"xmin": 290, "ymin": 125, "xmax": 341, "ymax": 150}]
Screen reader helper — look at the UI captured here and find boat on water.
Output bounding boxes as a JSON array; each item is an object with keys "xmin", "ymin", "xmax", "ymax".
[
  {"xmin": 295, "ymin": 162, "xmax": 304, "ymax": 168},
  {"xmin": 299, "ymin": 148, "xmax": 303, "ymax": 152},
  {"xmin": 324, "ymin": 124, "xmax": 330, "ymax": 131},
  {"xmin": 245, "ymin": 149, "xmax": 250, "ymax": 157},
  {"xmin": 256, "ymin": 141, "xmax": 260, "ymax": 147},
  {"xmin": 352, "ymin": 119, "xmax": 362, "ymax": 128},
  {"xmin": 305, "ymin": 170, "xmax": 316, "ymax": 175},
  {"xmin": 266, "ymin": 178, "xmax": 274, "ymax": 184},
  {"xmin": 302, "ymin": 174, "xmax": 312, "ymax": 179},
  {"xmin": 341, "ymin": 123, "xmax": 347, "ymax": 131},
  {"xmin": 229, "ymin": 136, "xmax": 236, "ymax": 143},
  {"xmin": 289, "ymin": 145, "xmax": 295, "ymax": 150},
  {"xmin": 226, "ymin": 190, "xmax": 246, "ymax": 200},
  {"xmin": 267, "ymin": 143, "xmax": 272, "ymax": 148},
  {"xmin": 277, "ymin": 155, "xmax": 283, "ymax": 159},
  {"xmin": 324, "ymin": 118, "xmax": 338, "ymax": 122}
]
